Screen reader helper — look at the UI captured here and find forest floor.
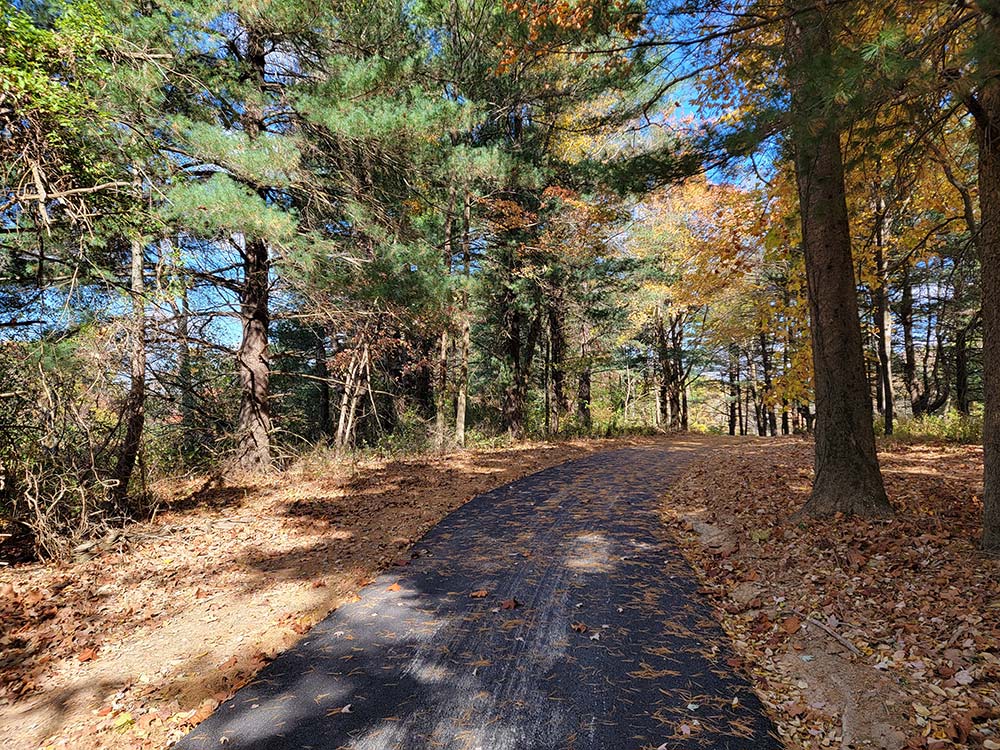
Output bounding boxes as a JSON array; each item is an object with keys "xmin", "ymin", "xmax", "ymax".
[
  {"xmin": 0, "ymin": 435, "xmax": 667, "ymax": 750},
  {"xmin": 663, "ymin": 437, "xmax": 1000, "ymax": 750},
  {"xmin": 1, "ymin": 434, "xmax": 998, "ymax": 750}
]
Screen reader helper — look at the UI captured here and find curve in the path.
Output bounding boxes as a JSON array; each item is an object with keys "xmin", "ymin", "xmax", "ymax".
[{"xmin": 176, "ymin": 444, "xmax": 782, "ymax": 750}]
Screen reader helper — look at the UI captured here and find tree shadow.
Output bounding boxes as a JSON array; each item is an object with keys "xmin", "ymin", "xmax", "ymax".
[{"xmin": 174, "ymin": 447, "xmax": 782, "ymax": 750}]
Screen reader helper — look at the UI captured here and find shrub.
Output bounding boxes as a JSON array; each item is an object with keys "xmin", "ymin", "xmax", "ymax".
[{"xmin": 876, "ymin": 408, "xmax": 983, "ymax": 445}]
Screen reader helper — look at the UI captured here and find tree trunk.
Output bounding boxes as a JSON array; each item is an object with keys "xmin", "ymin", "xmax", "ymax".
[
  {"xmin": 975, "ymin": 16, "xmax": 1000, "ymax": 551},
  {"xmin": 671, "ymin": 318, "xmax": 687, "ymax": 430},
  {"xmin": 236, "ymin": 236, "xmax": 272, "ymax": 471},
  {"xmin": 900, "ymin": 265, "xmax": 922, "ymax": 416},
  {"xmin": 548, "ymin": 299, "xmax": 569, "ymax": 423},
  {"xmin": 434, "ymin": 187, "xmax": 457, "ymax": 451},
  {"xmin": 235, "ymin": 19, "xmax": 271, "ymax": 472},
  {"xmin": 785, "ymin": 0, "xmax": 890, "ymax": 515},
  {"xmin": 315, "ymin": 330, "xmax": 332, "ymax": 439},
  {"xmin": 111, "ymin": 235, "xmax": 146, "ymax": 510},
  {"xmin": 454, "ymin": 194, "xmax": 472, "ymax": 448},
  {"xmin": 577, "ymin": 320, "xmax": 592, "ymax": 431},
  {"xmin": 747, "ymin": 356, "xmax": 765, "ymax": 436},
  {"xmin": 873, "ymin": 205, "xmax": 894, "ymax": 434},
  {"xmin": 728, "ymin": 345, "xmax": 739, "ymax": 436},
  {"xmin": 434, "ymin": 328, "xmax": 449, "ymax": 450},
  {"xmin": 955, "ymin": 314, "xmax": 979, "ymax": 416},
  {"xmin": 176, "ymin": 281, "xmax": 195, "ymax": 448},
  {"xmin": 759, "ymin": 331, "xmax": 777, "ymax": 436},
  {"xmin": 503, "ymin": 309, "xmax": 540, "ymax": 436}
]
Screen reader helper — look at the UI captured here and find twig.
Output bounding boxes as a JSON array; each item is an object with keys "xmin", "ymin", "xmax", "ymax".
[{"xmin": 792, "ymin": 609, "xmax": 863, "ymax": 658}]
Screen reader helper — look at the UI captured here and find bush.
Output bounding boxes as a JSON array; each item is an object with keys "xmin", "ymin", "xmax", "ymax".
[
  {"xmin": 876, "ymin": 408, "xmax": 983, "ymax": 445},
  {"xmin": 1, "ymin": 337, "xmax": 122, "ymax": 558}
]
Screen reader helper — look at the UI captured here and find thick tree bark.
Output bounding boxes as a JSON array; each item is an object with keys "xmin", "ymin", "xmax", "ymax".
[
  {"xmin": 974, "ymin": 9, "xmax": 1000, "ymax": 552},
  {"xmin": 236, "ymin": 236, "xmax": 272, "ymax": 471},
  {"xmin": 785, "ymin": 1, "xmax": 891, "ymax": 516},
  {"xmin": 111, "ymin": 235, "xmax": 146, "ymax": 509}
]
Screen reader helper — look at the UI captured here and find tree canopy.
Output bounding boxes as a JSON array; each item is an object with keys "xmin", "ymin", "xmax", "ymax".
[{"xmin": 2, "ymin": 0, "xmax": 998, "ymax": 555}]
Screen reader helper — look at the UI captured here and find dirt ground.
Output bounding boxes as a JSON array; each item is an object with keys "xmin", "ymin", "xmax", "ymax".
[
  {"xmin": 0, "ymin": 436, "xmax": 665, "ymax": 750},
  {"xmin": 661, "ymin": 436, "xmax": 1000, "ymax": 750}
]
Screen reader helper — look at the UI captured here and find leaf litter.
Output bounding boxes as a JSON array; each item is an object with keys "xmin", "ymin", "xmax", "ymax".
[
  {"xmin": 661, "ymin": 437, "xmax": 1000, "ymax": 750},
  {"xmin": 0, "ymin": 436, "xmax": 660, "ymax": 750}
]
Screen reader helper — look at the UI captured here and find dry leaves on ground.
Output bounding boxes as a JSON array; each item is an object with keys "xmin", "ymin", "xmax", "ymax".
[
  {"xmin": 662, "ymin": 437, "xmax": 1000, "ymax": 750},
  {"xmin": 0, "ymin": 435, "xmax": 660, "ymax": 750}
]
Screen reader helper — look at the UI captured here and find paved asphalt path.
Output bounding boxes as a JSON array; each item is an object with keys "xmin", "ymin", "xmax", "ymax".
[{"xmin": 176, "ymin": 445, "xmax": 782, "ymax": 750}]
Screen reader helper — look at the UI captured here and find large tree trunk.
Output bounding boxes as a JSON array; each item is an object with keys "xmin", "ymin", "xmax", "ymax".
[
  {"xmin": 111, "ymin": 235, "xmax": 146, "ymax": 509},
  {"xmin": 975, "ymin": 13, "xmax": 1000, "ymax": 552},
  {"xmin": 785, "ymin": 1, "xmax": 891, "ymax": 516},
  {"xmin": 236, "ymin": 236, "xmax": 272, "ymax": 471},
  {"xmin": 235, "ymin": 19, "xmax": 271, "ymax": 472}
]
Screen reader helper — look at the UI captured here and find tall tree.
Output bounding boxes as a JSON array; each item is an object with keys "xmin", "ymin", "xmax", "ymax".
[
  {"xmin": 784, "ymin": 0, "xmax": 891, "ymax": 516},
  {"xmin": 973, "ymin": 1, "xmax": 1000, "ymax": 552}
]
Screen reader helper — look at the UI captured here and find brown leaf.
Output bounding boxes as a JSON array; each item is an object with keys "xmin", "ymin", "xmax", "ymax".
[
  {"xmin": 470, "ymin": 589, "xmax": 489, "ymax": 598},
  {"xmin": 786, "ymin": 702, "xmax": 807, "ymax": 718},
  {"xmin": 571, "ymin": 621, "xmax": 588, "ymax": 633},
  {"xmin": 77, "ymin": 647, "xmax": 97, "ymax": 662},
  {"xmin": 500, "ymin": 598, "xmax": 519, "ymax": 610},
  {"xmin": 780, "ymin": 615, "xmax": 801, "ymax": 634},
  {"xmin": 191, "ymin": 697, "xmax": 218, "ymax": 724},
  {"xmin": 387, "ymin": 582, "xmax": 402, "ymax": 592}
]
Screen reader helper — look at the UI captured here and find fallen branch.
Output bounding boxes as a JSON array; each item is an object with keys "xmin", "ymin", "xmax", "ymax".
[{"xmin": 792, "ymin": 609, "xmax": 863, "ymax": 658}]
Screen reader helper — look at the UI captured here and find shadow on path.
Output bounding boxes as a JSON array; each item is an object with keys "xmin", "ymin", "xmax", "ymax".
[{"xmin": 176, "ymin": 445, "xmax": 781, "ymax": 750}]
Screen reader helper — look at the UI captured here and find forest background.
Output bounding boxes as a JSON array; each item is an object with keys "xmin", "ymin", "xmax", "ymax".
[{"xmin": 1, "ymin": 0, "xmax": 998, "ymax": 558}]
